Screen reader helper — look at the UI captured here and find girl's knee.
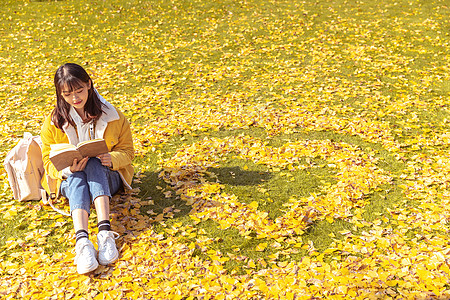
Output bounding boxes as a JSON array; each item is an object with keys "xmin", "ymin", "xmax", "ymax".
[
  {"xmin": 61, "ymin": 171, "xmax": 88, "ymax": 195},
  {"xmin": 69, "ymin": 171, "xmax": 87, "ymax": 181},
  {"xmin": 84, "ymin": 157, "xmax": 103, "ymax": 172}
]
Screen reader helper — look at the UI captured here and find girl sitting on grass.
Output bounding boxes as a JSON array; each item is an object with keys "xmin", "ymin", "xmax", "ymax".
[{"xmin": 41, "ymin": 63, "xmax": 134, "ymax": 274}]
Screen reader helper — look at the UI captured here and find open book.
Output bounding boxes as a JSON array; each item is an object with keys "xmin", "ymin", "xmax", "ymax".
[{"xmin": 49, "ymin": 139, "xmax": 109, "ymax": 171}]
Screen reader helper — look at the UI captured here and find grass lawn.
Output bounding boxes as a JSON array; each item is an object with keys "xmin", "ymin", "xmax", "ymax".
[{"xmin": 0, "ymin": 0, "xmax": 449, "ymax": 298}]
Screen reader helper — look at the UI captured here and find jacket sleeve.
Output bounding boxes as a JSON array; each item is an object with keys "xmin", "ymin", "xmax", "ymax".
[
  {"xmin": 109, "ymin": 113, "xmax": 134, "ymax": 171},
  {"xmin": 40, "ymin": 116, "xmax": 65, "ymax": 180}
]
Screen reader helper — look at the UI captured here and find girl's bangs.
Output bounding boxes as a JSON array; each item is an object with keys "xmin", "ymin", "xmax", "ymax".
[{"xmin": 59, "ymin": 76, "xmax": 85, "ymax": 93}]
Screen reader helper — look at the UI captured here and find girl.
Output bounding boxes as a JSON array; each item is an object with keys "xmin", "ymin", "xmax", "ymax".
[{"xmin": 41, "ymin": 63, "xmax": 134, "ymax": 274}]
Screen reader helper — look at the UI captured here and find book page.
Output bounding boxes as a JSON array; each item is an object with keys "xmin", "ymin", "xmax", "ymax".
[
  {"xmin": 50, "ymin": 143, "xmax": 76, "ymax": 152},
  {"xmin": 77, "ymin": 138, "xmax": 105, "ymax": 147},
  {"xmin": 77, "ymin": 139, "xmax": 109, "ymax": 157}
]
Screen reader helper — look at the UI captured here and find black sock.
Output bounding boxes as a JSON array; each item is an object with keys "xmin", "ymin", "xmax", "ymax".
[
  {"xmin": 75, "ymin": 229, "xmax": 89, "ymax": 243},
  {"xmin": 98, "ymin": 220, "xmax": 111, "ymax": 232}
]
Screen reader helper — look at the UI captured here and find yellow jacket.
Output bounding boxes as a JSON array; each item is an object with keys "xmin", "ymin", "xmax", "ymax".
[{"xmin": 40, "ymin": 101, "xmax": 134, "ymax": 197}]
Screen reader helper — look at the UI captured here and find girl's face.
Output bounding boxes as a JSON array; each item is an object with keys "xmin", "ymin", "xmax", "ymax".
[{"xmin": 60, "ymin": 81, "xmax": 91, "ymax": 114}]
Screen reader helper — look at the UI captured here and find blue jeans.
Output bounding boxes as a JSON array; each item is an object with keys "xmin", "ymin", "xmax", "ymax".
[{"xmin": 60, "ymin": 158, "xmax": 123, "ymax": 215}]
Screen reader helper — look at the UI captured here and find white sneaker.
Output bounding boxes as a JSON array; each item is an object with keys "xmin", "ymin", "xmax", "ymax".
[
  {"xmin": 74, "ymin": 238, "xmax": 99, "ymax": 274},
  {"xmin": 97, "ymin": 231, "xmax": 119, "ymax": 265}
]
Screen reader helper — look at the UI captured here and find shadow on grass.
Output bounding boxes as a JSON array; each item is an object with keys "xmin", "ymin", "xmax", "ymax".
[
  {"xmin": 209, "ymin": 166, "xmax": 273, "ymax": 186},
  {"xmin": 111, "ymin": 162, "xmax": 337, "ymax": 273},
  {"xmin": 110, "ymin": 128, "xmax": 409, "ymax": 275},
  {"xmin": 132, "ymin": 167, "xmax": 273, "ymax": 221}
]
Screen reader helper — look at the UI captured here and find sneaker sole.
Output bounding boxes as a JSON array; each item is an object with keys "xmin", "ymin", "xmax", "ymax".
[{"xmin": 77, "ymin": 260, "xmax": 99, "ymax": 274}]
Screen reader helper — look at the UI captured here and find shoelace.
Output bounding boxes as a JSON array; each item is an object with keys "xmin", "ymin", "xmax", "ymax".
[{"xmin": 99, "ymin": 231, "xmax": 120, "ymax": 249}]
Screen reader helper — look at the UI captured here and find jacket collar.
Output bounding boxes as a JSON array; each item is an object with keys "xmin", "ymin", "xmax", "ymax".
[{"xmin": 62, "ymin": 89, "xmax": 119, "ymax": 145}]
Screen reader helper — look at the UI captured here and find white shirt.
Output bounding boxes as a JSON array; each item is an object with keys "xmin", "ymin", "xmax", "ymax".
[
  {"xmin": 69, "ymin": 106, "xmax": 94, "ymax": 144},
  {"xmin": 61, "ymin": 107, "xmax": 95, "ymax": 178}
]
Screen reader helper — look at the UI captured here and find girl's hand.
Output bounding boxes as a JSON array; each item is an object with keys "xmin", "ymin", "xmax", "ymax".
[
  {"xmin": 97, "ymin": 153, "xmax": 112, "ymax": 168},
  {"xmin": 70, "ymin": 157, "xmax": 89, "ymax": 173}
]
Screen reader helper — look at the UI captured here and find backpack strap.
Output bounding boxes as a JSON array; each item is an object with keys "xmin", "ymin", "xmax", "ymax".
[
  {"xmin": 44, "ymin": 175, "xmax": 70, "ymax": 217},
  {"xmin": 47, "ymin": 192, "xmax": 70, "ymax": 217}
]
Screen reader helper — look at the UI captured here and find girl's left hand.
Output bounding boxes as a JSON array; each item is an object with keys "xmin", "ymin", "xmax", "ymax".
[{"xmin": 97, "ymin": 153, "xmax": 112, "ymax": 168}]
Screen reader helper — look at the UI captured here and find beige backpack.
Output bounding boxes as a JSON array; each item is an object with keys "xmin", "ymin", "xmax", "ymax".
[
  {"xmin": 3, "ymin": 132, "xmax": 70, "ymax": 216},
  {"xmin": 4, "ymin": 132, "xmax": 46, "ymax": 201}
]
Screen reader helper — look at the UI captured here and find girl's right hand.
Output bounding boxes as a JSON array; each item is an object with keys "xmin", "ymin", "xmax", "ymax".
[{"xmin": 70, "ymin": 157, "xmax": 89, "ymax": 173}]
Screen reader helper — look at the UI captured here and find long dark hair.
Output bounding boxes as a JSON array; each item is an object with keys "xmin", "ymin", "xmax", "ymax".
[{"xmin": 52, "ymin": 63, "xmax": 105, "ymax": 130}]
